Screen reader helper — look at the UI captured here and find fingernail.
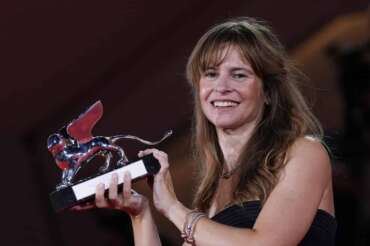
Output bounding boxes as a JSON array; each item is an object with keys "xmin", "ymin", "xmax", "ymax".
[{"xmin": 124, "ymin": 171, "xmax": 131, "ymax": 179}]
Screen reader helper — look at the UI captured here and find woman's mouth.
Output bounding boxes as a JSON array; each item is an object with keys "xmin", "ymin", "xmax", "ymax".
[{"xmin": 211, "ymin": 100, "xmax": 239, "ymax": 108}]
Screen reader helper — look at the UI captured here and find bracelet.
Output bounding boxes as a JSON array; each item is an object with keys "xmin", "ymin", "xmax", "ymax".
[
  {"xmin": 181, "ymin": 210, "xmax": 206, "ymax": 244},
  {"xmin": 188, "ymin": 213, "xmax": 206, "ymax": 243}
]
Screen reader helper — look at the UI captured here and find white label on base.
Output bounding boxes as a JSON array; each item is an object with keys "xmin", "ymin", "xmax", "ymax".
[{"xmin": 72, "ymin": 160, "xmax": 147, "ymax": 200}]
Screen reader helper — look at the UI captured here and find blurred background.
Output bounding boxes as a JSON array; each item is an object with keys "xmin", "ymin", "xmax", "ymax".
[{"xmin": 0, "ymin": 0, "xmax": 369, "ymax": 245}]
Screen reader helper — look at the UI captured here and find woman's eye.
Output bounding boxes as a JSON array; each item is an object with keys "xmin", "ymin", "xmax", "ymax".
[
  {"xmin": 204, "ymin": 71, "xmax": 217, "ymax": 78},
  {"xmin": 232, "ymin": 73, "xmax": 247, "ymax": 79}
]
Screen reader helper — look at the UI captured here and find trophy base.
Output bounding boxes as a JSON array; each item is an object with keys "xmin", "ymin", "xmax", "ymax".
[{"xmin": 49, "ymin": 154, "xmax": 160, "ymax": 212}]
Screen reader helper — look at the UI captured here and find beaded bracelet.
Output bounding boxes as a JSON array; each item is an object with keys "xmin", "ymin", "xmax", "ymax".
[
  {"xmin": 181, "ymin": 210, "xmax": 206, "ymax": 244},
  {"xmin": 181, "ymin": 211, "xmax": 198, "ymax": 240}
]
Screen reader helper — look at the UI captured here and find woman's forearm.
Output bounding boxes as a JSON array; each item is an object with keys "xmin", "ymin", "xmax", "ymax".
[
  {"xmin": 131, "ymin": 206, "xmax": 162, "ymax": 246},
  {"xmin": 167, "ymin": 201, "xmax": 260, "ymax": 246}
]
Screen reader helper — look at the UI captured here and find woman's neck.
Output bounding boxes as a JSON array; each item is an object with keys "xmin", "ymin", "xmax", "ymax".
[{"xmin": 216, "ymin": 122, "xmax": 256, "ymax": 171}]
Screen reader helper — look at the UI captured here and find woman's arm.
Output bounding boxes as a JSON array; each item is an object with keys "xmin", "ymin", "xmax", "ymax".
[
  {"xmin": 130, "ymin": 204, "xmax": 162, "ymax": 246},
  {"xmin": 73, "ymin": 172, "xmax": 162, "ymax": 246},
  {"xmin": 149, "ymin": 137, "xmax": 333, "ymax": 246}
]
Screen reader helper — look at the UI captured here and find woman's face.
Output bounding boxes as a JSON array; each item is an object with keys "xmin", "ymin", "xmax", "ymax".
[{"xmin": 199, "ymin": 46, "xmax": 265, "ymax": 131}]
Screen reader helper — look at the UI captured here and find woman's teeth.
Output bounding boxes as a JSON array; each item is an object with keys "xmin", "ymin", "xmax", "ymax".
[{"xmin": 212, "ymin": 101, "xmax": 238, "ymax": 107}]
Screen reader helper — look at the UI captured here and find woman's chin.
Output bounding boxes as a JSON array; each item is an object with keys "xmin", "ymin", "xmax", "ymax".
[
  {"xmin": 213, "ymin": 120, "xmax": 239, "ymax": 131},
  {"xmin": 212, "ymin": 118, "xmax": 255, "ymax": 132}
]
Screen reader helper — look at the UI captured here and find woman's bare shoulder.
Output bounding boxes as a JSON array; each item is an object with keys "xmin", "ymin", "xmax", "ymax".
[
  {"xmin": 253, "ymin": 136, "xmax": 333, "ymax": 245},
  {"xmin": 283, "ymin": 136, "xmax": 331, "ymax": 183},
  {"xmin": 289, "ymin": 136, "xmax": 330, "ymax": 160}
]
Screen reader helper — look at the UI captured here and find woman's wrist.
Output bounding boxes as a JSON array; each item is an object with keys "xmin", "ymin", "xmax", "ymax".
[
  {"xmin": 129, "ymin": 198, "xmax": 150, "ymax": 223},
  {"xmin": 166, "ymin": 200, "xmax": 191, "ymax": 231}
]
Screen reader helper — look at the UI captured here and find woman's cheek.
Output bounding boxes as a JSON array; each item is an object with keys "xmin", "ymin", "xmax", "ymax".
[{"xmin": 199, "ymin": 86, "xmax": 211, "ymax": 103}]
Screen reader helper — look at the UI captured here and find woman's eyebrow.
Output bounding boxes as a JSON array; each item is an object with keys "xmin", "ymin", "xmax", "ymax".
[
  {"xmin": 202, "ymin": 66, "xmax": 217, "ymax": 72},
  {"xmin": 230, "ymin": 67, "xmax": 254, "ymax": 74}
]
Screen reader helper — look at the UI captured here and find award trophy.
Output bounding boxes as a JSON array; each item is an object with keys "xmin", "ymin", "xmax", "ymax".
[{"xmin": 47, "ymin": 101, "xmax": 172, "ymax": 212}]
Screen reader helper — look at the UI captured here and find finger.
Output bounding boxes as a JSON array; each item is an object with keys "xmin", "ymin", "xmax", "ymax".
[
  {"xmin": 108, "ymin": 173, "xmax": 119, "ymax": 202},
  {"xmin": 139, "ymin": 148, "xmax": 159, "ymax": 156},
  {"xmin": 144, "ymin": 148, "xmax": 168, "ymax": 159},
  {"xmin": 140, "ymin": 149, "xmax": 170, "ymax": 175},
  {"xmin": 152, "ymin": 151, "xmax": 169, "ymax": 170},
  {"xmin": 123, "ymin": 172, "xmax": 132, "ymax": 200},
  {"xmin": 140, "ymin": 149, "xmax": 168, "ymax": 164},
  {"xmin": 137, "ymin": 150, "xmax": 144, "ymax": 158},
  {"xmin": 152, "ymin": 150, "xmax": 168, "ymax": 160},
  {"xmin": 95, "ymin": 183, "xmax": 108, "ymax": 208}
]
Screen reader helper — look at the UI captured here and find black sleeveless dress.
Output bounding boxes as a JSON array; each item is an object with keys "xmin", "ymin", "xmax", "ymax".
[{"xmin": 211, "ymin": 200, "xmax": 337, "ymax": 246}]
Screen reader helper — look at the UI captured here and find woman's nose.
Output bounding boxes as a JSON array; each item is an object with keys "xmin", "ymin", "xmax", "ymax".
[{"xmin": 214, "ymin": 75, "xmax": 232, "ymax": 93}]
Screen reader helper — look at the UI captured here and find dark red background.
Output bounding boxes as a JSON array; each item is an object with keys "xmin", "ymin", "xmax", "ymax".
[{"xmin": 0, "ymin": 1, "xmax": 368, "ymax": 245}]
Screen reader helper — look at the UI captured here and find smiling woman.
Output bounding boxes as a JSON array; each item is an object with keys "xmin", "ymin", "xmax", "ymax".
[
  {"xmin": 199, "ymin": 46, "xmax": 265, "ymax": 132},
  {"xmin": 75, "ymin": 17, "xmax": 336, "ymax": 246}
]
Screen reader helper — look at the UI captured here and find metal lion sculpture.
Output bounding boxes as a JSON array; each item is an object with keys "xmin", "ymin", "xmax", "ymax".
[{"xmin": 47, "ymin": 101, "xmax": 172, "ymax": 190}]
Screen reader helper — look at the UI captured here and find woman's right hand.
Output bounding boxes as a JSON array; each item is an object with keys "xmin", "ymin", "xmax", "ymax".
[{"xmin": 71, "ymin": 172, "xmax": 149, "ymax": 218}]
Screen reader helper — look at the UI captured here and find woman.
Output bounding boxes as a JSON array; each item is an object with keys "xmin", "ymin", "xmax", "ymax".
[{"xmin": 75, "ymin": 17, "xmax": 336, "ymax": 245}]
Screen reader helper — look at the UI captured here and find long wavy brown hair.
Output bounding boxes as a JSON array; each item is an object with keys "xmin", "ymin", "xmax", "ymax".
[{"xmin": 186, "ymin": 17, "xmax": 323, "ymax": 212}]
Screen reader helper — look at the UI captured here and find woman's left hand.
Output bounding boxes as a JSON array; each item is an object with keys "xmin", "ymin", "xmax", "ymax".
[{"xmin": 138, "ymin": 148, "xmax": 179, "ymax": 217}]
